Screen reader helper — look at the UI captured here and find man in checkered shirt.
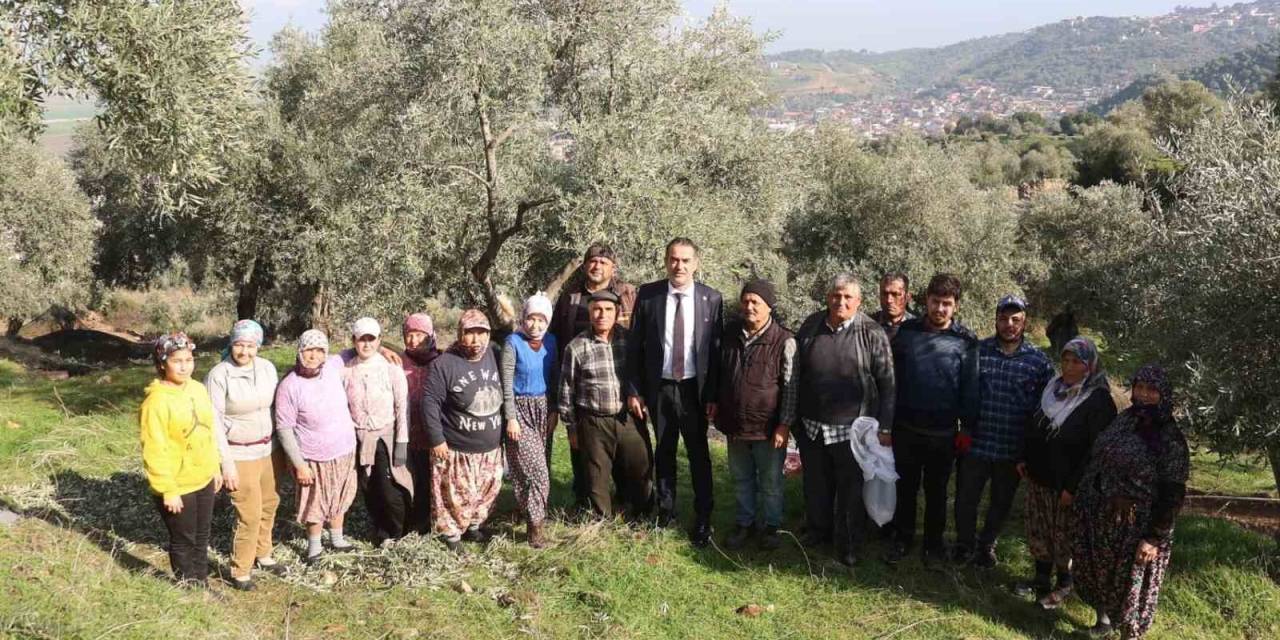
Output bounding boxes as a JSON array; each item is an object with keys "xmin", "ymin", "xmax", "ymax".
[{"xmin": 953, "ymin": 295, "xmax": 1054, "ymax": 568}]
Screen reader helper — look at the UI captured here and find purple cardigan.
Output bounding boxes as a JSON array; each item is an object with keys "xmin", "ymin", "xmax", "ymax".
[{"xmin": 274, "ymin": 355, "xmax": 357, "ymax": 464}]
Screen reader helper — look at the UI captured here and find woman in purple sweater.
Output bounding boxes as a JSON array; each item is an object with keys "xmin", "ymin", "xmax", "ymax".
[{"xmin": 275, "ymin": 330, "xmax": 359, "ymax": 563}]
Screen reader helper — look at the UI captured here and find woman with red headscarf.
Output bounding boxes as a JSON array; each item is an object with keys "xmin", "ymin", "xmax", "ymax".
[{"xmin": 400, "ymin": 312, "xmax": 441, "ymax": 534}]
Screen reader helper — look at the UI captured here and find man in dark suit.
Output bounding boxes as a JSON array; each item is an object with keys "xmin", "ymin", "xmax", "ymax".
[{"xmin": 626, "ymin": 237, "xmax": 723, "ymax": 547}]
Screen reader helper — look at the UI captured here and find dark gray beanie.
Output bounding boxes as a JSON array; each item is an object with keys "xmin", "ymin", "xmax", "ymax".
[{"xmin": 740, "ymin": 279, "xmax": 777, "ymax": 309}]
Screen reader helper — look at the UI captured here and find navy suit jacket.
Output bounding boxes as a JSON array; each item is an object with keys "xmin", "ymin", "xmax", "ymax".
[{"xmin": 627, "ymin": 279, "xmax": 724, "ymax": 410}]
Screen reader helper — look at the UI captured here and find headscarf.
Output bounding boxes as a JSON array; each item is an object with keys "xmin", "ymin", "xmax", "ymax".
[
  {"xmin": 520, "ymin": 292, "xmax": 554, "ymax": 348},
  {"xmin": 453, "ymin": 309, "xmax": 490, "ymax": 361},
  {"xmin": 402, "ymin": 313, "xmax": 438, "ymax": 366},
  {"xmin": 1130, "ymin": 363, "xmax": 1175, "ymax": 452},
  {"xmin": 293, "ymin": 329, "xmax": 330, "ymax": 379},
  {"xmin": 222, "ymin": 319, "xmax": 265, "ymax": 362},
  {"xmin": 1040, "ymin": 336, "xmax": 1108, "ymax": 432},
  {"xmin": 229, "ymin": 319, "xmax": 264, "ymax": 346},
  {"xmin": 152, "ymin": 332, "xmax": 196, "ymax": 374}
]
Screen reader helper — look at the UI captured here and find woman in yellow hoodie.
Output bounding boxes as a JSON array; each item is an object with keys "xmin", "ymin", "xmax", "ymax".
[{"xmin": 140, "ymin": 332, "xmax": 223, "ymax": 587}]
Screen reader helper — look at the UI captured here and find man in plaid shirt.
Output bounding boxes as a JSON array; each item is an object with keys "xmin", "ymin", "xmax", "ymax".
[
  {"xmin": 559, "ymin": 290, "xmax": 653, "ymax": 518},
  {"xmin": 953, "ymin": 295, "xmax": 1053, "ymax": 567}
]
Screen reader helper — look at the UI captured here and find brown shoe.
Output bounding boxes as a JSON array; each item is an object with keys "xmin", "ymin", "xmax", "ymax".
[{"xmin": 528, "ymin": 520, "xmax": 546, "ymax": 549}]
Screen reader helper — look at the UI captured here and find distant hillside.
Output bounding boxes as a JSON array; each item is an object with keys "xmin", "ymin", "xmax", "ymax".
[
  {"xmin": 1092, "ymin": 37, "xmax": 1280, "ymax": 114},
  {"xmin": 769, "ymin": 1, "xmax": 1280, "ymax": 102}
]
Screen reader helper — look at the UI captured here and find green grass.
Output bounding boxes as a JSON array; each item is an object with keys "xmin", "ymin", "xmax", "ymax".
[
  {"xmin": 1, "ymin": 352, "xmax": 1277, "ymax": 639},
  {"xmin": 1190, "ymin": 451, "xmax": 1277, "ymax": 498}
]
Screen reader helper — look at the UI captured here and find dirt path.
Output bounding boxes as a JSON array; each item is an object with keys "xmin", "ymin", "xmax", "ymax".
[{"xmin": 1184, "ymin": 491, "xmax": 1280, "ymax": 537}]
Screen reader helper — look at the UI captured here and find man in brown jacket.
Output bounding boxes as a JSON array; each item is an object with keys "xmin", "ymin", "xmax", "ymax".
[
  {"xmin": 716, "ymin": 279, "xmax": 795, "ymax": 551},
  {"xmin": 551, "ymin": 242, "xmax": 637, "ymax": 508}
]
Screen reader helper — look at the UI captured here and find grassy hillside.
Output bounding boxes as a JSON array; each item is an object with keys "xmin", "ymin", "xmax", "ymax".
[
  {"xmin": 0, "ymin": 351, "xmax": 1277, "ymax": 639},
  {"xmin": 770, "ymin": 1, "xmax": 1280, "ymax": 100},
  {"xmin": 1093, "ymin": 38, "xmax": 1280, "ymax": 114}
]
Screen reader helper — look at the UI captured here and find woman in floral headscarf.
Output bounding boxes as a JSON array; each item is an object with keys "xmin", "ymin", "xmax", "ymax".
[
  {"xmin": 274, "ymin": 329, "xmax": 359, "ymax": 563},
  {"xmin": 501, "ymin": 293, "xmax": 559, "ymax": 548},
  {"xmin": 1073, "ymin": 365, "xmax": 1190, "ymax": 639},
  {"xmin": 206, "ymin": 320, "xmax": 283, "ymax": 590},
  {"xmin": 1016, "ymin": 336, "xmax": 1117, "ymax": 608},
  {"xmin": 140, "ymin": 332, "xmax": 222, "ymax": 587}
]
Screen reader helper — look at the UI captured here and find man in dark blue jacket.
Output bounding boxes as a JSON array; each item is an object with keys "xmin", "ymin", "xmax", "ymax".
[
  {"xmin": 626, "ymin": 238, "xmax": 723, "ymax": 547},
  {"xmin": 887, "ymin": 273, "xmax": 979, "ymax": 566}
]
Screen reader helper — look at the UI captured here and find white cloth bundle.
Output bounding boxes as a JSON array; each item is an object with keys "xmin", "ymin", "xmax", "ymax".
[{"xmin": 850, "ymin": 417, "xmax": 898, "ymax": 526}]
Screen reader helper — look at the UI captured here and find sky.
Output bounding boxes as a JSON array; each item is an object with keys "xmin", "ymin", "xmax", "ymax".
[{"xmin": 242, "ymin": 1, "xmax": 1222, "ymax": 56}]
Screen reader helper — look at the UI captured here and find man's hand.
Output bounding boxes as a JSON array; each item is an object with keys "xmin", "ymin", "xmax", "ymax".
[
  {"xmin": 212, "ymin": 473, "xmax": 224, "ymax": 493},
  {"xmin": 431, "ymin": 442, "xmax": 449, "ymax": 463},
  {"xmin": 294, "ymin": 465, "xmax": 314, "ymax": 486},
  {"xmin": 705, "ymin": 402, "xmax": 719, "ymax": 423},
  {"xmin": 567, "ymin": 429, "xmax": 578, "ymax": 450},
  {"xmin": 506, "ymin": 419, "xmax": 522, "ymax": 442},
  {"xmin": 877, "ymin": 432, "xmax": 892, "ymax": 447},
  {"xmin": 772, "ymin": 424, "xmax": 790, "ymax": 449},
  {"xmin": 627, "ymin": 396, "xmax": 647, "ymax": 421},
  {"xmin": 379, "ymin": 346, "xmax": 403, "ymax": 366},
  {"xmin": 1015, "ymin": 462, "xmax": 1027, "ymax": 478},
  {"xmin": 546, "ymin": 412, "xmax": 559, "ymax": 433},
  {"xmin": 164, "ymin": 495, "xmax": 184, "ymax": 514}
]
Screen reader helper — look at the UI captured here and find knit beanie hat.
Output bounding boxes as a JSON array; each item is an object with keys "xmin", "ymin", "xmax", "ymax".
[{"xmin": 740, "ymin": 279, "xmax": 778, "ymax": 310}]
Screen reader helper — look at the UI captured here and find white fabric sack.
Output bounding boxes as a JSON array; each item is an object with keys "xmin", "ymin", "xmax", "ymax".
[{"xmin": 850, "ymin": 417, "xmax": 898, "ymax": 526}]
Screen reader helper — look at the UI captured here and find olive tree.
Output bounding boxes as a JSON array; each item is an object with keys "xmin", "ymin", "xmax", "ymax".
[
  {"xmin": 1018, "ymin": 182, "xmax": 1151, "ymax": 338},
  {"xmin": 263, "ymin": 0, "xmax": 800, "ymax": 326},
  {"xmin": 1133, "ymin": 96, "xmax": 1280, "ymax": 491},
  {"xmin": 0, "ymin": 133, "xmax": 96, "ymax": 333},
  {"xmin": 2, "ymin": 0, "xmax": 255, "ymax": 212},
  {"xmin": 786, "ymin": 130, "xmax": 1044, "ymax": 332}
]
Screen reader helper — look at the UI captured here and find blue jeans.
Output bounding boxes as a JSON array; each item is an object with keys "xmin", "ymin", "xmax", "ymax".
[{"xmin": 727, "ymin": 439, "xmax": 786, "ymax": 528}]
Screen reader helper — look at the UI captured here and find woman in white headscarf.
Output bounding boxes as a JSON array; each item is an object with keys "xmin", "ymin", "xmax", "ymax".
[
  {"xmin": 500, "ymin": 293, "xmax": 560, "ymax": 547},
  {"xmin": 1016, "ymin": 336, "xmax": 1117, "ymax": 608}
]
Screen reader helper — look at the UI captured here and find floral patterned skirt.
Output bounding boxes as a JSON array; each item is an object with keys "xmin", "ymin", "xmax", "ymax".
[
  {"xmin": 505, "ymin": 395, "xmax": 551, "ymax": 525},
  {"xmin": 296, "ymin": 453, "xmax": 358, "ymax": 525},
  {"xmin": 1025, "ymin": 480, "xmax": 1074, "ymax": 570},
  {"xmin": 1074, "ymin": 496, "xmax": 1172, "ymax": 639},
  {"xmin": 432, "ymin": 447, "xmax": 503, "ymax": 539}
]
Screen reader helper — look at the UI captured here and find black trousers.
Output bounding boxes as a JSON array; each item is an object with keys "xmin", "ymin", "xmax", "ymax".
[
  {"xmin": 407, "ymin": 447, "xmax": 433, "ymax": 535},
  {"xmin": 358, "ymin": 440, "xmax": 411, "ymax": 539},
  {"xmin": 953, "ymin": 455, "xmax": 1021, "ymax": 551},
  {"xmin": 891, "ymin": 429, "xmax": 955, "ymax": 553},
  {"xmin": 547, "ymin": 418, "xmax": 624, "ymax": 508},
  {"xmin": 154, "ymin": 480, "xmax": 215, "ymax": 584},
  {"xmin": 796, "ymin": 427, "xmax": 867, "ymax": 551},
  {"xmin": 579, "ymin": 412, "xmax": 654, "ymax": 517},
  {"xmin": 652, "ymin": 380, "xmax": 714, "ymax": 523}
]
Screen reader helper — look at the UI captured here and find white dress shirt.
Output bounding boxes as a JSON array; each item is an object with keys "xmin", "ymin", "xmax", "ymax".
[{"xmin": 661, "ymin": 282, "xmax": 697, "ymax": 380}]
